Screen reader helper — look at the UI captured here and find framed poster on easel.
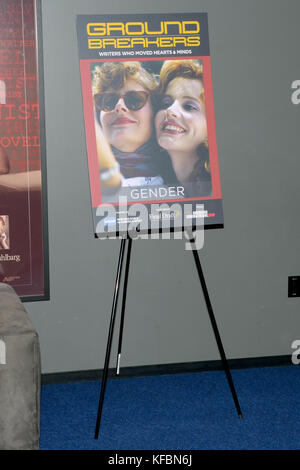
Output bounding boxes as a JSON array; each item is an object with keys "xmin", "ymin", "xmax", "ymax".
[
  {"xmin": 77, "ymin": 12, "xmax": 242, "ymax": 439},
  {"xmin": 0, "ymin": 0, "xmax": 49, "ymax": 301},
  {"xmin": 77, "ymin": 12, "xmax": 223, "ymax": 238}
]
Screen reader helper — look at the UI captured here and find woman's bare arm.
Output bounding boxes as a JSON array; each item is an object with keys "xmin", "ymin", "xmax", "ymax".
[{"xmin": 0, "ymin": 148, "xmax": 9, "ymax": 174}]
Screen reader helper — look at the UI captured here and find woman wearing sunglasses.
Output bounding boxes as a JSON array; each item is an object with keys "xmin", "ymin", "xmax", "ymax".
[
  {"xmin": 92, "ymin": 61, "xmax": 164, "ymax": 191},
  {"xmin": 154, "ymin": 60, "xmax": 212, "ymax": 197}
]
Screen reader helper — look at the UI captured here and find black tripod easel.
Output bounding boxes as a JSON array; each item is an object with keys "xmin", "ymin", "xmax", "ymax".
[{"xmin": 94, "ymin": 236, "xmax": 242, "ymax": 439}]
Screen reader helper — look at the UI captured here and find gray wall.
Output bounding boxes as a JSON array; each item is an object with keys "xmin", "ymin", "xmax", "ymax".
[{"xmin": 26, "ymin": 0, "xmax": 300, "ymax": 374}]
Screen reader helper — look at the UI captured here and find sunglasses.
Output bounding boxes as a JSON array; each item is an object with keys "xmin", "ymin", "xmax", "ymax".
[{"xmin": 94, "ymin": 90, "xmax": 149, "ymax": 112}]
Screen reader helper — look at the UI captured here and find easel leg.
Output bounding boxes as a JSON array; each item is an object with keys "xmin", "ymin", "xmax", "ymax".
[
  {"xmin": 191, "ymin": 247, "xmax": 243, "ymax": 418},
  {"xmin": 94, "ymin": 238, "xmax": 127, "ymax": 439},
  {"xmin": 116, "ymin": 237, "xmax": 133, "ymax": 375}
]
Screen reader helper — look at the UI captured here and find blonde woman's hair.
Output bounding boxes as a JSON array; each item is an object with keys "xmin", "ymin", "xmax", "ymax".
[
  {"xmin": 158, "ymin": 60, "xmax": 204, "ymax": 106},
  {"xmin": 92, "ymin": 61, "xmax": 158, "ymax": 95}
]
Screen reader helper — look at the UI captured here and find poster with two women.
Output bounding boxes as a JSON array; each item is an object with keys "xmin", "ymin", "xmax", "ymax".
[{"xmin": 76, "ymin": 12, "xmax": 223, "ymax": 238}]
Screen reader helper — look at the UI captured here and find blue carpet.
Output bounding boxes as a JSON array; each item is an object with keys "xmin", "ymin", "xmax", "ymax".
[{"xmin": 40, "ymin": 365, "xmax": 300, "ymax": 450}]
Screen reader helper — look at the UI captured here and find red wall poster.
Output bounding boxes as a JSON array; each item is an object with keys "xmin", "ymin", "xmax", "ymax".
[{"xmin": 0, "ymin": 0, "xmax": 49, "ymax": 300}]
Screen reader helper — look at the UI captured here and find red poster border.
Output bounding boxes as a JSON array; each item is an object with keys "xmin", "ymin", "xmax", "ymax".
[{"xmin": 80, "ymin": 56, "xmax": 222, "ymax": 208}]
